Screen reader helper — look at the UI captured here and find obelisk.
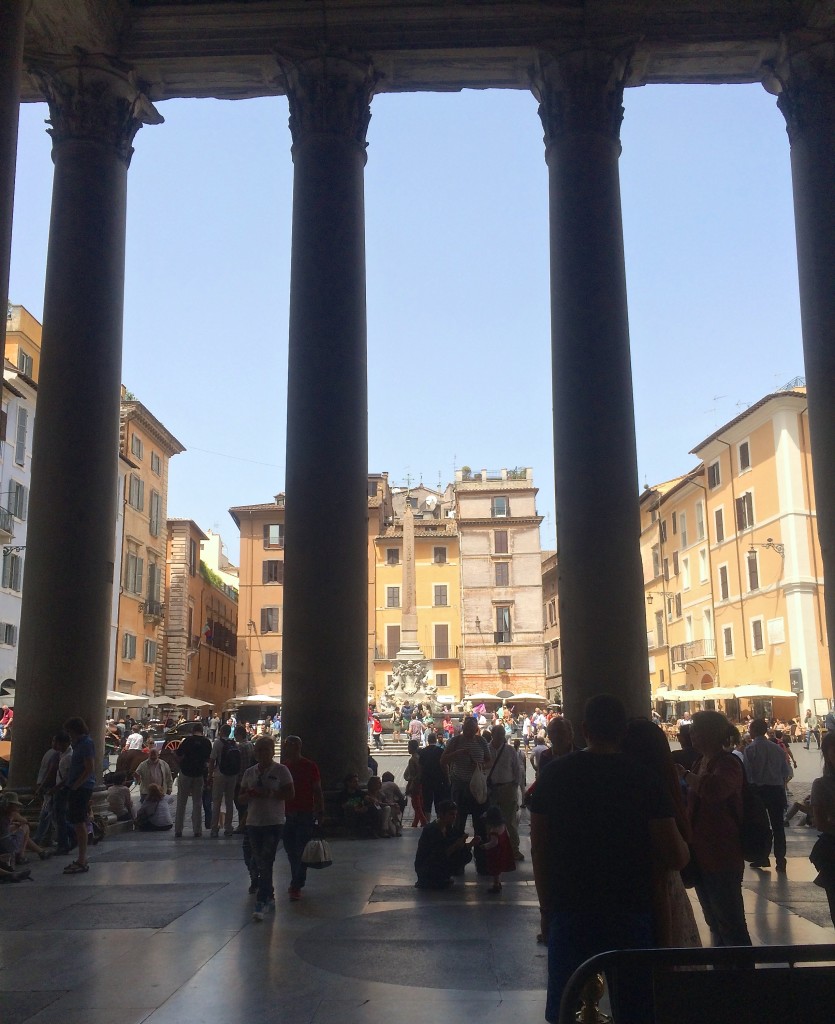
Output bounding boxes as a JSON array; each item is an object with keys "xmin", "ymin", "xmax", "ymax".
[{"xmin": 397, "ymin": 501, "xmax": 423, "ymax": 660}]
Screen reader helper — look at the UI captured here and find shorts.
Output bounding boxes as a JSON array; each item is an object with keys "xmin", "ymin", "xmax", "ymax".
[{"xmin": 67, "ymin": 788, "xmax": 93, "ymax": 825}]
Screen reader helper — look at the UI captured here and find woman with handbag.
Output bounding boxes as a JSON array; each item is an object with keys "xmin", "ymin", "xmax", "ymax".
[{"xmin": 440, "ymin": 716, "xmax": 491, "ymax": 835}]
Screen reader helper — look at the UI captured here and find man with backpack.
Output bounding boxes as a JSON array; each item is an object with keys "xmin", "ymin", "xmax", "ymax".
[
  {"xmin": 209, "ymin": 724, "xmax": 241, "ymax": 837},
  {"xmin": 174, "ymin": 723, "xmax": 212, "ymax": 838}
]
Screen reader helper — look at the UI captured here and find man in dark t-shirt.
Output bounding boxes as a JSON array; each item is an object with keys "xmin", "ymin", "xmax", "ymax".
[
  {"xmin": 174, "ymin": 724, "xmax": 212, "ymax": 838},
  {"xmin": 531, "ymin": 694, "xmax": 687, "ymax": 1024}
]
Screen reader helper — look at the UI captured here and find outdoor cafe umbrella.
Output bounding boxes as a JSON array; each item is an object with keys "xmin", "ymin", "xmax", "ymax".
[
  {"xmin": 510, "ymin": 692, "xmax": 547, "ymax": 701},
  {"xmin": 146, "ymin": 695, "xmax": 174, "ymax": 707},
  {"xmin": 466, "ymin": 692, "xmax": 499, "ymax": 702}
]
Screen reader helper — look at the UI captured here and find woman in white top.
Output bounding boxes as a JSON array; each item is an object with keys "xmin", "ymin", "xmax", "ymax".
[{"xmin": 135, "ymin": 785, "xmax": 174, "ymax": 831}]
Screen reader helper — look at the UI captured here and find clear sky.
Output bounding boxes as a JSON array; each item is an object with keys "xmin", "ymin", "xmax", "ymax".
[{"xmin": 9, "ymin": 82, "xmax": 803, "ymax": 563}]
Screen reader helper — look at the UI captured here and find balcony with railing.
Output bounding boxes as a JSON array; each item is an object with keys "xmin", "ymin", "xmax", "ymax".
[
  {"xmin": 494, "ymin": 631, "xmax": 512, "ymax": 644},
  {"xmin": 670, "ymin": 638, "xmax": 716, "ymax": 666},
  {"xmin": 0, "ymin": 506, "xmax": 13, "ymax": 538},
  {"xmin": 143, "ymin": 600, "xmax": 164, "ymax": 622}
]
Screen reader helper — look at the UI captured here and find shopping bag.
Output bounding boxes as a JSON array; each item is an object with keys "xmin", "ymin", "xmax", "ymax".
[{"xmin": 301, "ymin": 837, "xmax": 333, "ymax": 869}]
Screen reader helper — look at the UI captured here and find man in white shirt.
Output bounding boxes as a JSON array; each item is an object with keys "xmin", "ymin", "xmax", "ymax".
[
  {"xmin": 239, "ymin": 735, "xmax": 294, "ymax": 920},
  {"xmin": 124, "ymin": 727, "xmax": 145, "ymax": 751}
]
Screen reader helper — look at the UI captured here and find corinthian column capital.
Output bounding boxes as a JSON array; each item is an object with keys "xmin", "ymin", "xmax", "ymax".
[
  {"xmin": 28, "ymin": 51, "xmax": 163, "ymax": 166},
  {"xmin": 530, "ymin": 45, "xmax": 633, "ymax": 150},
  {"xmin": 763, "ymin": 33, "xmax": 835, "ymax": 144},
  {"xmin": 276, "ymin": 51, "xmax": 380, "ymax": 150}
]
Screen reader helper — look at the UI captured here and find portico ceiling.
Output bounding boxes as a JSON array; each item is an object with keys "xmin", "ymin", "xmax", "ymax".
[{"xmin": 19, "ymin": 1, "xmax": 835, "ymax": 103}]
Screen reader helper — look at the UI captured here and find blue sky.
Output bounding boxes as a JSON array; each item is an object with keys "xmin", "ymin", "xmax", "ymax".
[{"xmin": 9, "ymin": 83, "xmax": 803, "ymax": 562}]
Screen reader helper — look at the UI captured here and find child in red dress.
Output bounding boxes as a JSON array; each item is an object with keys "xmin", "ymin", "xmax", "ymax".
[{"xmin": 482, "ymin": 805, "xmax": 516, "ymax": 893}]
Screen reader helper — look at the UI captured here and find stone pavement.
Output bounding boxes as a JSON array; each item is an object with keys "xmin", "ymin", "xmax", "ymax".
[{"xmin": 2, "ymin": 792, "xmax": 833, "ymax": 1024}]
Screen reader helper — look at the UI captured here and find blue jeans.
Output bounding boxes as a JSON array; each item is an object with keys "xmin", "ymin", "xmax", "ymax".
[
  {"xmin": 546, "ymin": 909, "xmax": 654, "ymax": 1024},
  {"xmin": 283, "ymin": 812, "xmax": 315, "ymax": 891},
  {"xmin": 247, "ymin": 824, "xmax": 283, "ymax": 904},
  {"xmin": 694, "ymin": 869, "xmax": 752, "ymax": 947}
]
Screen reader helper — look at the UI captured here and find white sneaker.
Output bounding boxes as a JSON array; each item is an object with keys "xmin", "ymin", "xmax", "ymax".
[{"xmin": 253, "ymin": 902, "xmax": 265, "ymax": 921}]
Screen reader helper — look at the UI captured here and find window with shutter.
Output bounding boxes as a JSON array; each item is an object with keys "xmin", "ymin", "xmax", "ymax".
[
  {"xmin": 495, "ymin": 562, "xmax": 509, "ymax": 586},
  {"xmin": 735, "ymin": 492, "xmax": 754, "ymax": 531},
  {"xmin": 14, "ymin": 406, "xmax": 27, "ymax": 466},
  {"xmin": 149, "ymin": 491, "xmax": 161, "ymax": 536},
  {"xmin": 714, "ymin": 508, "xmax": 725, "ymax": 542},
  {"xmin": 434, "ymin": 623, "xmax": 449, "ymax": 658},
  {"xmin": 262, "ymin": 560, "xmax": 284, "ymax": 584},
  {"xmin": 261, "ymin": 607, "xmax": 279, "ymax": 633},
  {"xmin": 386, "ymin": 624, "xmax": 400, "ymax": 659},
  {"xmin": 433, "ymin": 585, "xmax": 448, "ymax": 607},
  {"xmin": 494, "ymin": 530, "xmax": 508, "ymax": 554}
]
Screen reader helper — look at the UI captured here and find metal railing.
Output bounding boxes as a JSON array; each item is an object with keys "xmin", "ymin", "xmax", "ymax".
[
  {"xmin": 670, "ymin": 638, "xmax": 716, "ymax": 664},
  {"xmin": 0, "ymin": 506, "xmax": 12, "ymax": 535},
  {"xmin": 559, "ymin": 944, "xmax": 835, "ymax": 1024}
]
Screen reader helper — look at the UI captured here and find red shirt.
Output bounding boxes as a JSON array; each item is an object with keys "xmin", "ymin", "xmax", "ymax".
[{"xmin": 284, "ymin": 756, "xmax": 321, "ymax": 814}]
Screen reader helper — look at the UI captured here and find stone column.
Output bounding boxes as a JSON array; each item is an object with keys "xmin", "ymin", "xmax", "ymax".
[
  {"xmin": 277, "ymin": 53, "xmax": 377, "ymax": 787},
  {"xmin": 0, "ymin": 0, "xmax": 25, "ymax": 359},
  {"xmin": 767, "ymin": 37, "xmax": 835, "ymax": 699},
  {"xmin": 531, "ymin": 47, "xmax": 649, "ymax": 727},
  {"xmin": 8, "ymin": 55, "xmax": 162, "ymax": 787}
]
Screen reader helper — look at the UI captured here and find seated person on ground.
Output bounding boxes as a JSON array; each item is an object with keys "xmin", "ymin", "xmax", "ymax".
[
  {"xmin": 414, "ymin": 799, "xmax": 473, "ymax": 889},
  {"xmin": 106, "ymin": 773, "xmax": 135, "ymax": 823},
  {"xmin": 380, "ymin": 772, "xmax": 405, "ymax": 835},
  {"xmin": 135, "ymin": 784, "xmax": 175, "ymax": 831},
  {"xmin": 338, "ymin": 774, "xmax": 381, "ymax": 836}
]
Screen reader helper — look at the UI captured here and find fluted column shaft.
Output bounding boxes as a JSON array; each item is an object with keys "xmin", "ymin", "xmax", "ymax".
[
  {"xmin": 532, "ymin": 47, "xmax": 649, "ymax": 727},
  {"xmin": 9, "ymin": 57, "xmax": 161, "ymax": 786},
  {"xmin": 278, "ymin": 54, "xmax": 376, "ymax": 788},
  {"xmin": 770, "ymin": 38, "xmax": 835, "ymax": 700},
  {"xmin": 0, "ymin": 0, "xmax": 25, "ymax": 359}
]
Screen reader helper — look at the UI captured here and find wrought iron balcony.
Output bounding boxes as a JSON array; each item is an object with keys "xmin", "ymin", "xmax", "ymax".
[
  {"xmin": 494, "ymin": 630, "xmax": 512, "ymax": 644},
  {"xmin": 143, "ymin": 599, "xmax": 164, "ymax": 620},
  {"xmin": 0, "ymin": 506, "xmax": 13, "ymax": 537},
  {"xmin": 670, "ymin": 638, "xmax": 716, "ymax": 666}
]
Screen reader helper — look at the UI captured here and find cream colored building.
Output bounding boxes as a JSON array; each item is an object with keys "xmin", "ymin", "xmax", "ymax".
[
  {"xmin": 641, "ymin": 383, "xmax": 831, "ymax": 720},
  {"xmin": 229, "ymin": 494, "xmax": 285, "ymax": 700},
  {"xmin": 457, "ymin": 468, "xmax": 546, "ymax": 697},
  {"xmin": 115, "ymin": 389, "xmax": 184, "ymax": 696}
]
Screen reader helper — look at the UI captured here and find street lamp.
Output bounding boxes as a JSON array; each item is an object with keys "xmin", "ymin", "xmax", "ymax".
[{"xmin": 748, "ymin": 537, "xmax": 785, "ymax": 557}]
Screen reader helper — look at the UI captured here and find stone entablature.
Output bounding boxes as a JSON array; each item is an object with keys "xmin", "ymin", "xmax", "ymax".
[{"xmin": 19, "ymin": 3, "xmax": 822, "ymax": 102}]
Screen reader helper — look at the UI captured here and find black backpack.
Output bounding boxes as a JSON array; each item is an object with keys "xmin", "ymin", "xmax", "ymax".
[
  {"xmin": 825, "ymin": 711, "xmax": 835, "ymax": 733},
  {"xmin": 218, "ymin": 740, "xmax": 242, "ymax": 777},
  {"xmin": 729, "ymin": 753, "xmax": 772, "ymax": 863}
]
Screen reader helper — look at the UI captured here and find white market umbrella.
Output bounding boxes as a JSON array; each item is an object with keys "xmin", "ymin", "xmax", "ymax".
[
  {"xmin": 510, "ymin": 692, "xmax": 547, "ymax": 701},
  {"xmin": 106, "ymin": 689, "xmax": 148, "ymax": 705},
  {"xmin": 733, "ymin": 684, "xmax": 791, "ymax": 699},
  {"xmin": 696, "ymin": 686, "xmax": 737, "ymax": 699}
]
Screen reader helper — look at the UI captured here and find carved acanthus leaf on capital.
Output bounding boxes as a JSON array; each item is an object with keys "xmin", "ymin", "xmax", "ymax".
[
  {"xmin": 276, "ymin": 51, "xmax": 380, "ymax": 148},
  {"xmin": 530, "ymin": 45, "xmax": 633, "ymax": 148},
  {"xmin": 763, "ymin": 34, "xmax": 835, "ymax": 144},
  {"xmin": 28, "ymin": 51, "xmax": 163, "ymax": 166}
]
